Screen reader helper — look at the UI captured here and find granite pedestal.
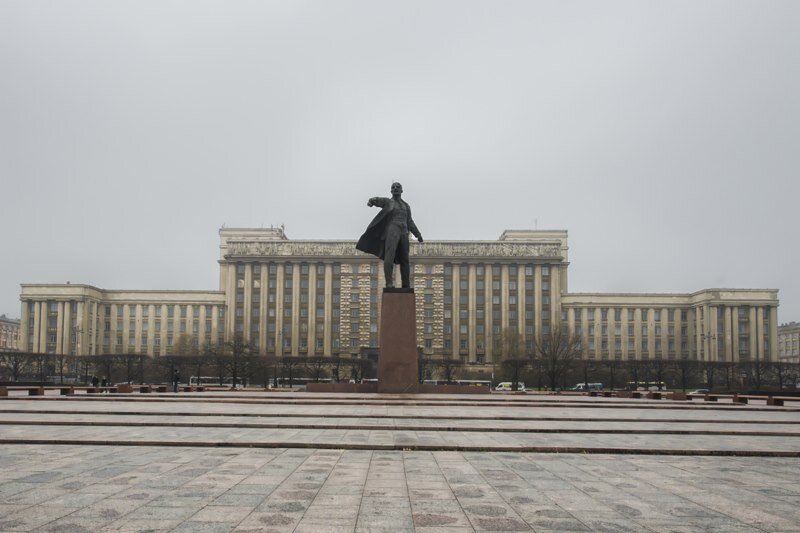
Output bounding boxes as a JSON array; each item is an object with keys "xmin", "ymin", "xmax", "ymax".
[{"xmin": 377, "ymin": 288, "xmax": 419, "ymax": 393}]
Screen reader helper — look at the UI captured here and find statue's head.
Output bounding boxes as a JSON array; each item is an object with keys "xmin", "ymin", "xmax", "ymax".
[{"xmin": 391, "ymin": 182, "xmax": 403, "ymax": 195}]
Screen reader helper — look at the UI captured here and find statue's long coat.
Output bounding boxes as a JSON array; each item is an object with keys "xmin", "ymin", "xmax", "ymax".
[{"xmin": 356, "ymin": 197, "xmax": 421, "ymax": 263}]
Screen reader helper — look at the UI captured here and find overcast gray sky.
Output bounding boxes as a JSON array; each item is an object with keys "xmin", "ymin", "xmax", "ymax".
[{"xmin": 1, "ymin": 1, "xmax": 798, "ymax": 322}]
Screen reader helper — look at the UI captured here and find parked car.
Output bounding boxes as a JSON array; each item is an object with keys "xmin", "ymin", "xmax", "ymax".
[
  {"xmin": 495, "ymin": 382, "xmax": 525, "ymax": 392},
  {"xmin": 688, "ymin": 388, "xmax": 710, "ymax": 395}
]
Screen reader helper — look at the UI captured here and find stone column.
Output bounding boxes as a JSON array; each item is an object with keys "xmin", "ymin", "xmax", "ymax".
[
  {"xmin": 500, "ymin": 264, "xmax": 509, "ymax": 333},
  {"xmin": 468, "ymin": 264, "xmax": 477, "ymax": 362},
  {"xmin": 210, "ymin": 305, "xmax": 219, "ymax": 347},
  {"xmin": 749, "ymin": 307, "xmax": 758, "ymax": 359},
  {"xmin": 260, "ymin": 265, "xmax": 268, "ymax": 355},
  {"xmin": 292, "ymin": 263, "xmax": 300, "ymax": 355},
  {"xmin": 225, "ymin": 264, "xmax": 236, "ymax": 343},
  {"xmin": 56, "ymin": 301, "xmax": 65, "ymax": 354},
  {"xmin": 550, "ymin": 266, "xmax": 560, "ymax": 328},
  {"xmin": 533, "ymin": 265, "xmax": 542, "ymax": 344},
  {"xmin": 685, "ymin": 310, "xmax": 692, "ymax": 358},
  {"xmin": 20, "ymin": 300, "xmax": 30, "ymax": 352},
  {"xmin": 723, "ymin": 307, "xmax": 733, "ymax": 361},
  {"xmin": 606, "ymin": 307, "xmax": 615, "ymax": 359},
  {"xmin": 769, "ymin": 306, "xmax": 778, "ymax": 363},
  {"xmin": 584, "ymin": 308, "xmax": 589, "ymax": 359},
  {"xmin": 276, "ymin": 265, "xmax": 285, "ymax": 356},
  {"xmin": 621, "ymin": 308, "xmax": 629, "ymax": 359},
  {"xmin": 308, "ymin": 264, "xmax": 317, "ymax": 356},
  {"xmin": 756, "ymin": 306, "xmax": 765, "ymax": 362},
  {"xmin": 243, "ymin": 264, "xmax": 253, "ymax": 343},
  {"xmin": 451, "ymin": 266, "xmax": 460, "ymax": 358},
  {"xmin": 709, "ymin": 306, "xmax": 719, "ymax": 362},
  {"xmin": 484, "ymin": 265, "xmax": 493, "ymax": 364},
  {"xmin": 593, "ymin": 307, "xmax": 601, "ymax": 359},
  {"xmin": 198, "ymin": 304, "xmax": 207, "ymax": 345},
  {"xmin": 633, "ymin": 308, "xmax": 643, "ymax": 361},
  {"xmin": 731, "ymin": 306, "xmax": 740, "ymax": 362},
  {"xmin": 324, "ymin": 263, "xmax": 333, "ymax": 355},
  {"xmin": 566, "ymin": 307, "xmax": 576, "ymax": 336},
  {"xmin": 132, "ymin": 304, "xmax": 141, "ymax": 354},
  {"xmin": 695, "ymin": 307, "xmax": 703, "ymax": 360},
  {"xmin": 517, "ymin": 266, "xmax": 525, "ymax": 339},
  {"xmin": 646, "ymin": 308, "xmax": 655, "ymax": 359},
  {"xmin": 34, "ymin": 301, "xmax": 47, "ymax": 353}
]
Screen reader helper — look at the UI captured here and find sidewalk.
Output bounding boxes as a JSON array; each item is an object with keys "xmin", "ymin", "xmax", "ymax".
[{"xmin": 0, "ymin": 392, "xmax": 799, "ymax": 531}]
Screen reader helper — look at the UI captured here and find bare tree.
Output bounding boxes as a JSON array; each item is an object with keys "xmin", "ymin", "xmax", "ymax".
[
  {"xmin": 214, "ymin": 334, "xmax": 253, "ymax": 388},
  {"xmin": 349, "ymin": 357, "xmax": 371, "ymax": 383},
  {"xmin": 675, "ymin": 357, "xmax": 696, "ymax": 392},
  {"xmin": 641, "ymin": 357, "xmax": 668, "ymax": 390},
  {"xmin": 701, "ymin": 360, "xmax": 716, "ymax": 391},
  {"xmin": 306, "ymin": 356, "xmax": 329, "ymax": 383},
  {"xmin": 120, "ymin": 353, "xmax": 145, "ymax": 384},
  {"xmin": 90, "ymin": 354, "xmax": 116, "ymax": 385},
  {"xmin": 602, "ymin": 358, "xmax": 621, "ymax": 390},
  {"xmin": 281, "ymin": 355, "xmax": 303, "ymax": 387},
  {"xmin": 418, "ymin": 354, "xmax": 434, "ymax": 383},
  {"xmin": 533, "ymin": 330, "xmax": 581, "ymax": 391},
  {"xmin": 0, "ymin": 351, "xmax": 30, "ymax": 382},
  {"xmin": 329, "ymin": 355, "xmax": 343, "ymax": 384},
  {"xmin": 437, "ymin": 357, "xmax": 463, "ymax": 384},
  {"xmin": 770, "ymin": 361, "xmax": 799, "ymax": 391},
  {"xmin": 499, "ymin": 328, "xmax": 528, "ymax": 391},
  {"xmin": 29, "ymin": 352, "xmax": 52, "ymax": 384},
  {"xmin": 51, "ymin": 352, "xmax": 73, "ymax": 385}
]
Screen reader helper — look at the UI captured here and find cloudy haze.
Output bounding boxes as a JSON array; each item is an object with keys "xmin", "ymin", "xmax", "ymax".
[{"xmin": 1, "ymin": 1, "xmax": 798, "ymax": 321}]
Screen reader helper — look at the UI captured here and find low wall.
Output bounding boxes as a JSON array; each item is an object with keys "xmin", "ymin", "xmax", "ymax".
[
  {"xmin": 306, "ymin": 382, "xmax": 489, "ymax": 394},
  {"xmin": 306, "ymin": 382, "xmax": 379, "ymax": 393},
  {"xmin": 418, "ymin": 384, "xmax": 490, "ymax": 394}
]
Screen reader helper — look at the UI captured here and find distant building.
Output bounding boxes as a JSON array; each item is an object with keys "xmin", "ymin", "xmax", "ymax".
[
  {"xmin": 0, "ymin": 314, "xmax": 20, "ymax": 351},
  {"xmin": 19, "ymin": 228, "xmax": 780, "ymax": 367},
  {"xmin": 778, "ymin": 322, "xmax": 800, "ymax": 364}
]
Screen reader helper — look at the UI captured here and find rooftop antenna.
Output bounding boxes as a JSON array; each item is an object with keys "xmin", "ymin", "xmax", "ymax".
[{"xmin": 534, "ymin": 218, "xmax": 538, "ymax": 230}]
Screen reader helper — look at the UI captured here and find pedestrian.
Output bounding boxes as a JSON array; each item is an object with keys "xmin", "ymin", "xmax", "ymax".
[
  {"xmin": 173, "ymin": 369, "xmax": 180, "ymax": 393},
  {"xmin": 91, "ymin": 375, "xmax": 99, "ymax": 388}
]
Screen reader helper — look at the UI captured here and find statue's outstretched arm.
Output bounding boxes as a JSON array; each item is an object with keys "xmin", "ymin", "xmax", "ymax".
[{"xmin": 367, "ymin": 197, "xmax": 389, "ymax": 208}]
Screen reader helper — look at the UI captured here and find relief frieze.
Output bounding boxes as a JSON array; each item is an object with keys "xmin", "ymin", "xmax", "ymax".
[{"xmin": 225, "ymin": 240, "xmax": 563, "ymax": 259}]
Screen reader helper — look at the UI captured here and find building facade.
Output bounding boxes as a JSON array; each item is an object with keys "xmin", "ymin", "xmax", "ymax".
[
  {"xmin": 0, "ymin": 314, "xmax": 20, "ymax": 351},
  {"xmin": 778, "ymin": 322, "xmax": 800, "ymax": 364},
  {"xmin": 20, "ymin": 228, "xmax": 780, "ymax": 366}
]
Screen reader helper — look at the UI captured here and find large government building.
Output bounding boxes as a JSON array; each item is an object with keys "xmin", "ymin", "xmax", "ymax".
[
  {"xmin": 778, "ymin": 322, "xmax": 800, "ymax": 364},
  {"xmin": 0, "ymin": 314, "xmax": 20, "ymax": 351},
  {"xmin": 19, "ymin": 228, "xmax": 780, "ymax": 367}
]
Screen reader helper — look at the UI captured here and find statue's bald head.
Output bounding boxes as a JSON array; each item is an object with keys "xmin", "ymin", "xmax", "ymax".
[{"xmin": 391, "ymin": 182, "xmax": 403, "ymax": 195}]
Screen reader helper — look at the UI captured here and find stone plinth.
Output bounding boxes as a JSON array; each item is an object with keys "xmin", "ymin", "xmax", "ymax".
[{"xmin": 378, "ymin": 288, "xmax": 419, "ymax": 393}]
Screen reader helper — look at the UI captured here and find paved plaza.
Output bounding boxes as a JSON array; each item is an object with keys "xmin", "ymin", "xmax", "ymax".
[{"xmin": 1, "ymin": 392, "xmax": 799, "ymax": 531}]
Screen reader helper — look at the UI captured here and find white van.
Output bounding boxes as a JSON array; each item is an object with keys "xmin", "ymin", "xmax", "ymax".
[
  {"xmin": 574, "ymin": 382, "xmax": 603, "ymax": 391},
  {"xmin": 495, "ymin": 382, "xmax": 525, "ymax": 391}
]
